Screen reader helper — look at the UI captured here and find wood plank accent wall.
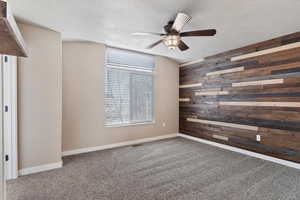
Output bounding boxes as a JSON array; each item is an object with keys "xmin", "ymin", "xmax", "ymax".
[{"xmin": 179, "ymin": 31, "xmax": 300, "ymax": 163}]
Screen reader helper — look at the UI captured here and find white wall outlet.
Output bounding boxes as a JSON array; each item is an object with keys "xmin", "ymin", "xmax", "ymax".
[
  {"xmin": 162, "ymin": 122, "xmax": 166, "ymax": 127},
  {"xmin": 256, "ymin": 135, "xmax": 261, "ymax": 142}
]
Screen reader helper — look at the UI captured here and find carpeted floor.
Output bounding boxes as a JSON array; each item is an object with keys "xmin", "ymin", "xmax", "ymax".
[{"xmin": 7, "ymin": 137, "xmax": 300, "ymax": 200}]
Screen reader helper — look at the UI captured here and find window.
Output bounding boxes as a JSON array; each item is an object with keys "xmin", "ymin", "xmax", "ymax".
[{"xmin": 104, "ymin": 48, "xmax": 155, "ymax": 126}]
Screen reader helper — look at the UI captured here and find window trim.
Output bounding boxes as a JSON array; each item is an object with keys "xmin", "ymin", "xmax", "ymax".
[{"xmin": 104, "ymin": 47, "xmax": 156, "ymax": 127}]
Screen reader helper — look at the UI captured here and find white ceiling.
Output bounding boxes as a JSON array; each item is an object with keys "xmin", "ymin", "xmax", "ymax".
[{"xmin": 10, "ymin": 0, "xmax": 300, "ymax": 63}]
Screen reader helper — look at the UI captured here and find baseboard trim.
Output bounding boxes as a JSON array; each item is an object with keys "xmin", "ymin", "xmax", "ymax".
[
  {"xmin": 178, "ymin": 133, "xmax": 300, "ymax": 170},
  {"xmin": 62, "ymin": 134, "xmax": 178, "ymax": 157},
  {"xmin": 19, "ymin": 161, "xmax": 63, "ymax": 176}
]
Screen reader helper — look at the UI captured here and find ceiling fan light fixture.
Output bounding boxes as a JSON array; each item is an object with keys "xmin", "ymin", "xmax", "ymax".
[
  {"xmin": 133, "ymin": 12, "xmax": 216, "ymax": 51},
  {"xmin": 164, "ymin": 35, "xmax": 180, "ymax": 50}
]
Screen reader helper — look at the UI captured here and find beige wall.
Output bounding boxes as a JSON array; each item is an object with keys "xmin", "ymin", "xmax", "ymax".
[
  {"xmin": 62, "ymin": 42, "xmax": 179, "ymax": 152},
  {"xmin": 18, "ymin": 23, "xmax": 62, "ymax": 169}
]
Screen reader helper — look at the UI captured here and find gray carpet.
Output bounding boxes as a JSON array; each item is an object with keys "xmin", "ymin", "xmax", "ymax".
[{"xmin": 7, "ymin": 138, "xmax": 300, "ymax": 200}]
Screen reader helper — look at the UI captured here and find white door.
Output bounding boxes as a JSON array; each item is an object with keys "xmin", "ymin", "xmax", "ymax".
[{"xmin": 3, "ymin": 55, "xmax": 18, "ymax": 180}]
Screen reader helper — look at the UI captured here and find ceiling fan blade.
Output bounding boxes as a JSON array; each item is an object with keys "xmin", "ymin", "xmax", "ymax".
[
  {"xmin": 172, "ymin": 13, "xmax": 192, "ymax": 32},
  {"xmin": 180, "ymin": 29, "xmax": 217, "ymax": 37},
  {"xmin": 178, "ymin": 40, "xmax": 189, "ymax": 51},
  {"xmin": 146, "ymin": 40, "xmax": 163, "ymax": 49},
  {"xmin": 132, "ymin": 32, "xmax": 165, "ymax": 36}
]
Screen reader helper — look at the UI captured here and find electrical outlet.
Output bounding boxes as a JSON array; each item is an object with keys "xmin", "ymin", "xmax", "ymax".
[
  {"xmin": 256, "ymin": 135, "xmax": 261, "ymax": 142},
  {"xmin": 162, "ymin": 122, "xmax": 166, "ymax": 127}
]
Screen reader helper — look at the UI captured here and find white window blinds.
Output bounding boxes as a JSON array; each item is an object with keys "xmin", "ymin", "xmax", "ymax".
[{"xmin": 105, "ymin": 48, "xmax": 155, "ymax": 126}]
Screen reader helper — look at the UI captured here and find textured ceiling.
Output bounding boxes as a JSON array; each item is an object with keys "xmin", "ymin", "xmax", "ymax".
[{"xmin": 10, "ymin": 0, "xmax": 300, "ymax": 63}]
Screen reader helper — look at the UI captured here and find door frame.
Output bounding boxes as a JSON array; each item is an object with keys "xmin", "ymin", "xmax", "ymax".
[
  {"xmin": 3, "ymin": 55, "xmax": 18, "ymax": 180},
  {"xmin": 0, "ymin": 55, "xmax": 6, "ymax": 200}
]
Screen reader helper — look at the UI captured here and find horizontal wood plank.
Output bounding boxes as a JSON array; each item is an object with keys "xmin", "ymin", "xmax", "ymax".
[
  {"xmin": 206, "ymin": 67, "xmax": 244, "ymax": 76},
  {"xmin": 232, "ymin": 79, "xmax": 284, "ymax": 87},
  {"xmin": 179, "ymin": 98, "xmax": 190, "ymax": 102},
  {"xmin": 231, "ymin": 41, "xmax": 300, "ymax": 62},
  {"xmin": 212, "ymin": 134, "xmax": 229, "ymax": 141},
  {"xmin": 195, "ymin": 91, "xmax": 229, "ymax": 96},
  {"xmin": 180, "ymin": 58, "xmax": 204, "ymax": 67},
  {"xmin": 219, "ymin": 101, "xmax": 300, "ymax": 107},
  {"xmin": 179, "ymin": 83, "xmax": 202, "ymax": 88},
  {"xmin": 187, "ymin": 118, "xmax": 259, "ymax": 131}
]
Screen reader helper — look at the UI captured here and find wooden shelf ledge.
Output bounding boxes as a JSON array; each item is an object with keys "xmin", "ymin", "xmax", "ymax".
[{"xmin": 0, "ymin": 0, "xmax": 27, "ymax": 57}]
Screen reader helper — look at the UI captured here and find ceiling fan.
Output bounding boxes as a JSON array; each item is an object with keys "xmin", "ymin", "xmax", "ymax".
[{"xmin": 132, "ymin": 13, "xmax": 216, "ymax": 51}]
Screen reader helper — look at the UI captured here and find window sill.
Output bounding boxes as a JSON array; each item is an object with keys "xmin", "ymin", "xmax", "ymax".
[{"xmin": 105, "ymin": 121, "xmax": 155, "ymax": 128}]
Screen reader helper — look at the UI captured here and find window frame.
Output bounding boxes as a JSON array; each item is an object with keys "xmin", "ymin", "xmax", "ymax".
[{"xmin": 104, "ymin": 47, "xmax": 156, "ymax": 128}]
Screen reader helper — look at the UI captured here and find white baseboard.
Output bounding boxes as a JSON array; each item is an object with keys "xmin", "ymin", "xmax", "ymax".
[
  {"xmin": 19, "ymin": 161, "xmax": 63, "ymax": 176},
  {"xmin": 178, "ymin": 133, "xmax": 300, "ymax": 170},
  {"xmin": 62, "ymin": 134, "xmax": 178, "ymax": 157}
]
